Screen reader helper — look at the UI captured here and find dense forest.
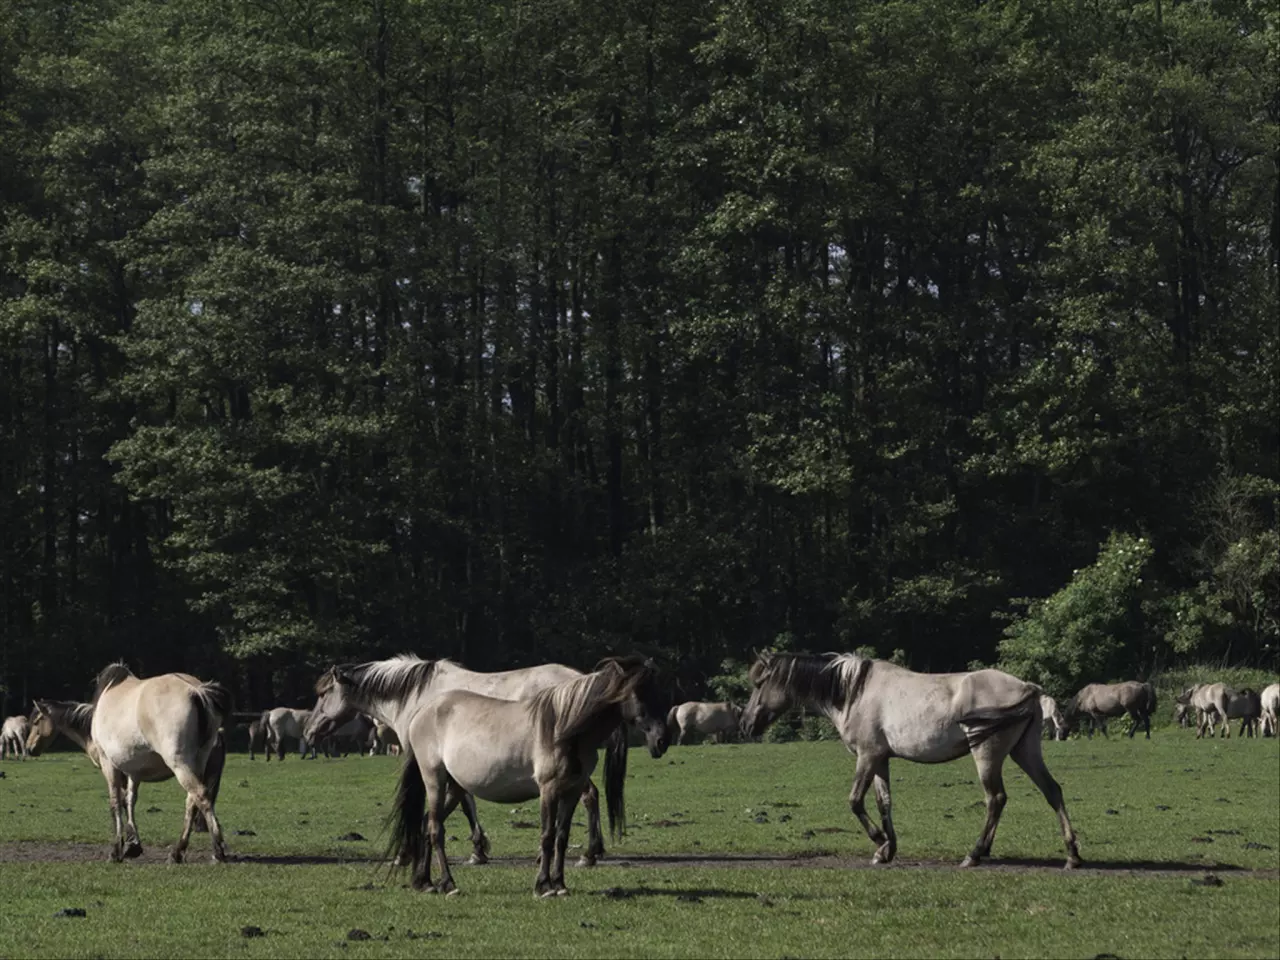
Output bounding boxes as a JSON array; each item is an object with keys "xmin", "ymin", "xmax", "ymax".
[{"xmin": 1, "ymin": 0, "xmax": 1276, "ymax": 712}]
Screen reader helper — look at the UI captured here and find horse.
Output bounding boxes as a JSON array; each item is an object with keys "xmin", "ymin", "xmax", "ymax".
[
  {"xmin": 1039, "ymin": 695, "xmax": 1069, "ymax": 741},
  {"xmin": 1064, "ymin": 682, "xmax": 1157, "ymax": 739},
  {"xmin": 318, "ymin": 713, "xmax": 376, "ymax": 757},
  {"xmin": 372, "ymin": 721, "xmax": 401, "ymax": 756},
  {"xmin": 90, "ymin": 662, "xmax": 230, "ymax": 863},
  {"xmin": 1226, "ymin": 688, "xmax": 1262, "ymax": 738},
  {"xmin": 1177, "ymin": 683, "xmax": 1233, "ymax": 738},
  {"xmin": 387, "ymin": 656, "xmax": 669, "ymax": 898},
  {"xmin": 1261, "ymin": 683, "xmax": 1280, "ymax": 738},
  {"xmin": 2, "ymin": 715, "xmax": 31, "ymax": 759},
  {"xmin": 26, "ymin": 700, "xmax": 96, "ymax": 759},
  {"xmin": 306, "ymin": 654, "xmax": 626, "ymax": 866},
  {"xmin": 667, "ymin": 701, "xmax": 741, "ymax": 745},
  {"xmin": 740, "ymin": 651, "xmax": 1081, "ymax": 869},
  {"xmin": 263, "ymin": 707, "xmax": 316, "ymax": 761},
  {"xmin": 246, "ymin": 715, "xmax": 267, "ymax": 760}
]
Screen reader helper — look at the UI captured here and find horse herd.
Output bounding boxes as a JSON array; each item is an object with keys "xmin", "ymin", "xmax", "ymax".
[{"xmin": 2, "ymin": 655, "xmax": 1277, "ymax": 898}]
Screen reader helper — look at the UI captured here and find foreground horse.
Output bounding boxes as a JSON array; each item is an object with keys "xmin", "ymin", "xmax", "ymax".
[
  {"xmin": 387, "ymin": 657, "xmax": 669, "ymax": 897},
  {"xmin": 1177, "ymin": 684, "xmax": 1233, "ymax": 738},
  {"xmin": 306, "ymin": 655, "xmax": 624, "ymax": 866},
  {"xmin": 1039, "ymin": 695, "xmax": 1069, "ymax": 741},
  {"xmin": 2, "ymin": 715, "xmax": 31, "ymax": 759},
  {"xmin": 90, "ymin": 663, "xmax": 230, "ymax": 863},
  {"xmin": 1065, "ymin": 682, "xmax": 1157, "ymax": 739},
  {"xmin": 264, "ymin": 707, "xmax": 316, "ymax": 761},
  {"xmin": 667, "ymin": 701, "xmax": 741, "ymax": 745},
  {"xmin": 741, "ymin": 652, "xmax": 1081, "ymax": 869},
  {"xmin": 1262, "ymin": 683, "xmax": 1280, "ymax": 738}
]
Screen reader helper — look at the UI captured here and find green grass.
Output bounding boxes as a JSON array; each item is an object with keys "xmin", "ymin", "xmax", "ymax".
[{"xmin": 1, "ymin": 734, "xmax": 1277, "ymax": 959}]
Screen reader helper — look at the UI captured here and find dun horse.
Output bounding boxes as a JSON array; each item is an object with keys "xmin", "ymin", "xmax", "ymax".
[
  {"xmin": 741, "ymin": 651, "xmax": 1081, "ymax": 869},
  {"xmin": 1064, "ymin": 682, "xmax": 1157, "ymax": 739},
  {"xmin": 667, "ymin": 701, "xmax": 741, "ymax": 745},
  {"xmin": 1039, "ymin": 695, "xmax": 1069, "ymax": 741},
  {"xmin": 2, "ymin": 715, "xmax": 31, "ymax": 759},
  {"xmin": 1262, "ymin": 683, "xmax": 1280, "ymax": 738},
  {"xmin": 306, "ymin": 654, "xmax": 626, "ymax": 866},
  {"xmin": 263, "ymin": 707, "xmax": 317, "ymax": 760},
  {"xmin": 387, "ymin": 657, "xmax": 669, "ymax": 897},
  {"xmin": 90, "ymin": 663, "xmax": 230, "ymax": 863},
  {"xmin": 1177, "ymin": 683, "xmax": 1233, "ymax": 738}
]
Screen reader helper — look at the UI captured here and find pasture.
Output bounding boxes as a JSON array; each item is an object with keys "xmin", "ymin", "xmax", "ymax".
[{"xmin": 1, "ymin": 736, "xmax": 1277, "ymax": 959}]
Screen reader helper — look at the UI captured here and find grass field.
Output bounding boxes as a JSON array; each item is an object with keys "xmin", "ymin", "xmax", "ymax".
[{"xmin": 1, "ymin": 733, "xmax": 1277, "ymax": 959}]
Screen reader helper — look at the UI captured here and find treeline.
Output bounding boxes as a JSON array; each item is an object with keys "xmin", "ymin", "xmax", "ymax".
[{"xmin": 1, "ymin": 0, "xmax": 1276, "ymax": 712}]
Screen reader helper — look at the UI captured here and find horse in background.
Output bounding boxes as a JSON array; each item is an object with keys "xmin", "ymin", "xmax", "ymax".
[
  {"xmin": 1261, "ymin": 683, "xmax": 1280, "ymax": 738},
  {"xmin": 1177, "ymin": 683, "xmax": 1233, "ymax": 738},
  {"xmin": 741, "ymin": 651, "xmax": 1080, "ymax": 870},
  {"xmin": 263, "ymin": 707, "xmax": 316, "ymax": 761},
  {"xmin": 2, "ymin": 716, "xmax": 31, "ymax": 759},
  {"xmin": 1039, "ymin": 695, "xmax": 1069, "ymax": 741},
  {"xmin": 372, "ymin": 722, "xmax": 401, "ymax": 756},
  {"xmin": 667, "ymin": 701, "xmax": 741, "ymax": 745},
  {"xmin": 90, "ymin": 662, "xmax": 229, "ymax": 863},
  {"xmin": 387, "ymin": 657, "xmax": 669, "ymax": 897},
  {"xmin": 1226, "ymin": 688, "xmax": 1262, "ymax": 738},
  {"xmin": 1064, "ymin": 682, "xmax": 1157, "ymax": 739}
]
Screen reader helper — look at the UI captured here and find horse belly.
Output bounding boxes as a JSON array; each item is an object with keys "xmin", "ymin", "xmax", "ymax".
[
  {"xmin": 882, "ymin": 715, "xmax": 970, "ymax": 763},
  {"xmin": 441, "ymin": 743, "xmax": 537, "ymax": 805}
]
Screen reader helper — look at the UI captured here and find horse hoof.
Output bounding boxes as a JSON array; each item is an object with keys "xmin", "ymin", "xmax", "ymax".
[
  {"xmin": 167, "ymin": 853, "xmax": 183, "ymax": 865},
  {"xmin": 446, "ymin": 888, "xmax": 462, "ymax": 897},
  {"xmin": 959, "ymin": 856, "xmax": 978, "ymax": 868},
  {"xmin": 576, "ymin": 856, "xmax": 597, "ymax": 868},
  {"xmin": 468, "ymin": 853, "xmax": 489, "ymax": 866},
  {"xmin": 555, "ymin": 888, "xmax": 570, "ymax": 896},
  {"xmin": 1065, "ymin": 857, "xmax": 1083, "ymax": 870},
  {"xmin": 123, "ymin": 843, "xmax": 143, "ymax": 860}
]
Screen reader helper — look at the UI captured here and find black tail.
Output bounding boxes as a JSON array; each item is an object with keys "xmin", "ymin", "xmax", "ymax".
[
  {"xmin": 193, "ymin": 730, "xmax": 228, "ymax": 833},
  {"xmin": 604, "ymin": 724, "xmax": 628, "ymax": 841},
  {"xmin": 385, "ymin": 748, "xmax": 426, "ymax": 875}
]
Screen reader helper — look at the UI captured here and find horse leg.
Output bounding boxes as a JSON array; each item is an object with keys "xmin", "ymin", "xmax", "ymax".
[
  {"xmin": 123, "ymin": 778, "xmax": 143, "ymax": 859},
  {"xmin": 578, "ymin": 780, "xmax": 604, "ymax": 867},
  {"xmin": 172, "ymin": 766, "xmax": 226, "ymax": 863},
  {"xmin": 535, "ymin": 789, "xmax": 559, "ymax": 898},
  {"xmin": 962, "ymin": 747, "xmax": 1008, "ymax": 867},
  {"xmin": 1009, "ymin": 721, "xmax": 1082, "ymax": 869},
  {"xmin": 870, "ymin": 760, "xmax": 897, "ymax": 864},
  {"xmin": 551, "ymin": 790, "xmax": 578, "ymax": 895},
  {"xmin": 103, "ymin": 766, "xmax": 128, "ymax": 862},
  {"xmin": 846, "ymin": 753, "xmax": 890, "ymax": 863},
  {"xmin": 457, "ymin": 791, "xmax": 490, "ymax": 865},
  {"xmin": 426, "ymin": 775, "xmax": 458, "ymax": 895}
]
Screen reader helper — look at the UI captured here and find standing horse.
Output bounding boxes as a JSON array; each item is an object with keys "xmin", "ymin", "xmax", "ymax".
[
  {"xmin": 1226, "ymin": 688, "xmax": 1262, "ymax": 738},
  {"xmin": 740, "ymin": 652, "xmax": 1081, "ymax": 869},
  {"xmin": 1064, "ymin": 682, "xmax": 1157, "ymax": 739},
  {"xmin": 667, "ymin": 701, "xmax": 741, "ymax": 745},
  {"xmin": 26, "ymin": 700, "xmax": 96, "ymax": 759},
  {"xmin": 387, "ymin": 657, "xmax": 669, "ymax": 897},
  {"xmin": 90, "ymin": 663, "xmax": 230, "ymax": 863},
  {"xmin": 263, "ymin": 707, "xmax": 316, "ymax": 761},
  {"xmin": 1177, "ymin": 684, "xmax": 1233, "ymax": 738},
  {"xmin": 1039, "ymin": 695, "xmax": 1069, "ymax": 741},
  {"xmin": 2, "ymin": 715, "xmax": 31, "ymax": 759},
  {"xmin": 372, "ymin": 721, "xmax": 401, "ymax": 756},
  {"xmin": 306, "ymin": 654, "xmax": 625, "ymax": 866},
  {"xmin": 1261, "ymin": 683, "xmax": 1280, "ymax": 738}
]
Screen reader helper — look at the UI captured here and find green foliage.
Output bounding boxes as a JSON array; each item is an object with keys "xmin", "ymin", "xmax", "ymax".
[{"xmin": 997, "ymin": 533, "xmax": 1154, "ymax": 698}]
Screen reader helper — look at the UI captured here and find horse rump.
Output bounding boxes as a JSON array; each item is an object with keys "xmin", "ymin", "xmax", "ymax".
[{"xmin": 962, "ymin": 692, "xmax": 1040, "ymax": 751}]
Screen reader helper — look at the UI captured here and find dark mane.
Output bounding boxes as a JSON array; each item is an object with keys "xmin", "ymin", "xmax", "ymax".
[
  {"xmin": 754, "ymin": 652, "xmax": 862, "ymax": 709},
  {"xmin": 45, "ymin": 700, "xmax": 95, "ymax": 739},
  {"xmin": 319, "ymin": 655, "xmax": 445, "ymax": 704},
  {"xmin": 93, "ymin": 662, "xmax": 135, "ymax": 704}
]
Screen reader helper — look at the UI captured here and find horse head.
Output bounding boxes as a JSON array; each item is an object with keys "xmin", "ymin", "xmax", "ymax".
[
  {"xmin": 25, "ymin": 701, "xmax": 56, "ymax": 756},
  {"xmin": 596, "ymin": 656, "xmax": 669, "ymax": 758},
  {"xmin": 305, "ymin": 665, "xmax": 360, "ymax": 743},
  {"xmin": 741, "ymin": 652, "xmax": 788, "ymax": 739}
]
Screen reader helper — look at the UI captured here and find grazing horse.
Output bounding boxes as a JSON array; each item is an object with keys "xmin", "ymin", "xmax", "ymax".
[
  {"xmin": 1177, "ymin": 684, "xmax": 1233, "ymax": 738},
  {"xmin": 740, "ymin": 651, "xmax": 1081, "ymax": 869},
  {"xmin": 1226, "ymin": 688, "xmax": 1262, "ymax": 738},
  {"xmin": 1039, "ymin": 695, "xmax": 1069, "ymax": 741},
  {"xmin": 2, "ymin": 715, "xmax": 31, "ymax": 759},
  {"xmin": 1064, "ymin": 682, "xmax": 1157, "ymax": 739},
  {"xmin": 1261, "ymin": 683, "xmax": 1280, "ymax": 738},
  {"xmin": 90, "ymin": 663, "xmax": 230, "ymax": 863},
  {"xmin": 263, "ymin": 707, "xmax": 316, "ymax": 761},
  {"xmin": 306, "ymin": 654, "xmax": 626, "ymax": 866},
  {"xmin": 387, "ymin": 657, "xmax": 669, "ymax": 897},
  {"xmin": 667, "ymin": 701, "xmax": 741, "ymax": 745}
]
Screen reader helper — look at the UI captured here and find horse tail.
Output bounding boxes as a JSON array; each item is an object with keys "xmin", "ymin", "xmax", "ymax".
[
  {"xmin": 191, "ymin": 681, "xmax": 231, "ymax": 747},
  {"xmin": 963, "ymin": 690, "xmax": 1040, "ymax": 751},
  {"xmin": 386, "ymin": 747, "xmax": 426, "ymax": 875},
  {"xmin": 1144, "ymin": 683, "xmax": 1157, "ymax": 716},
  {"xmin": 666, "ymin": 705, "xmax": 679, "ymax": 740},
  {"xmin": 604, "ymin": 723, "xmax": 628, "ymax": 841}
]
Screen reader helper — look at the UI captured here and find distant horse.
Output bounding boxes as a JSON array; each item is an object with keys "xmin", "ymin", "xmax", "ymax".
[
  {"xmin": 1064, "ymin": 682, "xmax": 1157, "ymax": 739},
  {"xmin": 246, "ymin": 715, "xmax": 267, "ymax": 760},
  {"xmin": 741, "ymin": 651, "xmax": 1081, "ymax": 869},
  {"xmin": 306, "ymin": 654, "xmax": 628, "ymax": 866},
  {"xmin": 387, "ymin": 656, "xmax": 669, "ymax": 897},
  {"xmin": 90, "ymin": 663, "xmax": 230, "ymax": 863},
  {"xmin": 1039, "ymin": 695, "xmax": 1069, "ymax": 741},
  {"xmin": 1261, "ymin": 683, "xmax": 1280, "ymax": 738},
  {"xmin": 667, "ymin": 701, "xmax": 741, "ymax": 745},
  {"xmin": 2, "ymin": 715, "xmax": 31, "ymax": 759},
  {"xmin": 318, "ymin": 713, "xmax": 376, "ymax": 758},
  {"xmin": 27, "ymin": 699, "xmax": 97, "ymax": 758},
  {"xmin": 1226, "ymin": 688, "xmax": 1262, "ymax": 738},
  {"xmin": 372, "ymin": 721, "xmax": 400, "ymax": 756},
  {"xmin": 263, "ymin": 707, "xmax": 316, "ymax": 761},
  {"xmin": 1177, "ymin": 684, "xmax": 1233, "ymax": 738}
]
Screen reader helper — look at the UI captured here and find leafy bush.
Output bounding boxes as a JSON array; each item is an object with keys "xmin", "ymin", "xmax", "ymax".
[{"xmin": 997, "ymin": 532, "xmax": 1153, "ymax": 699}]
